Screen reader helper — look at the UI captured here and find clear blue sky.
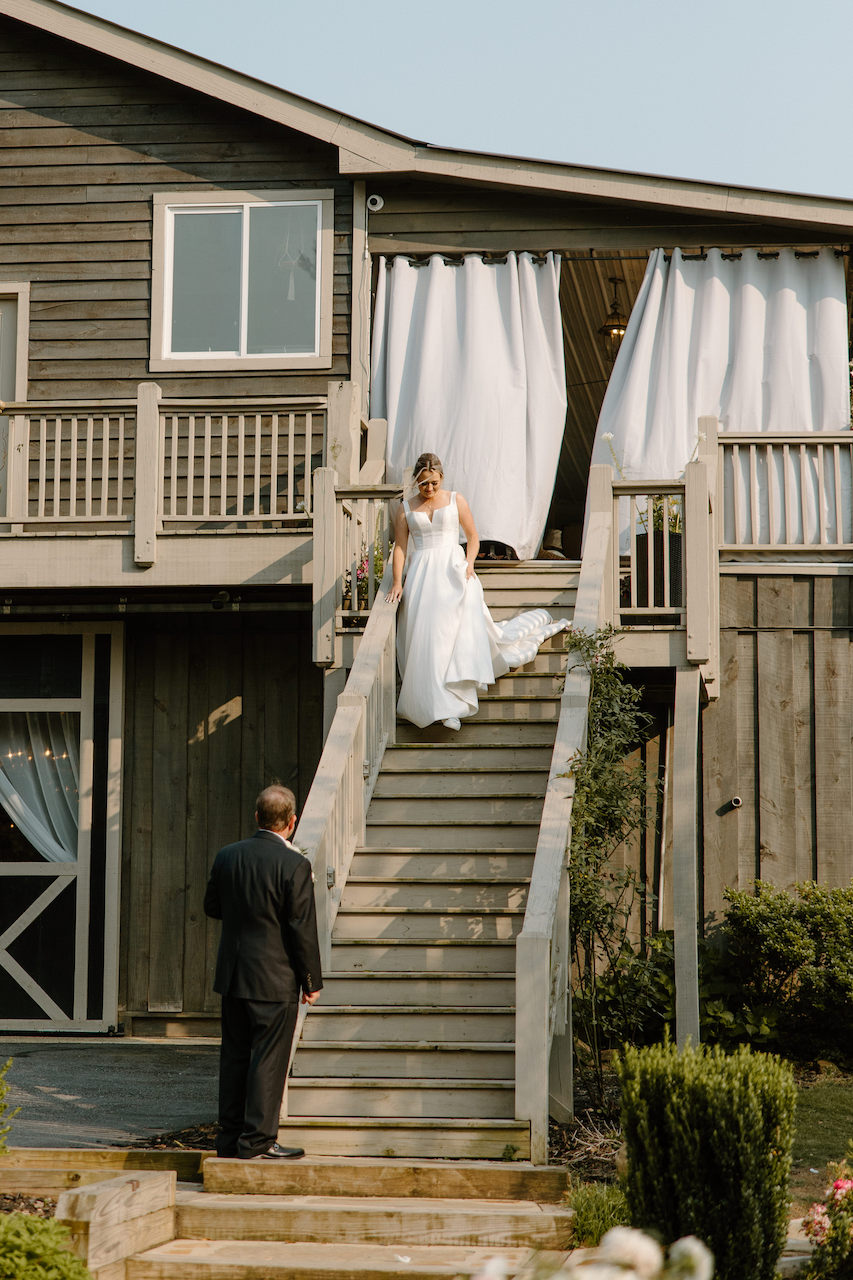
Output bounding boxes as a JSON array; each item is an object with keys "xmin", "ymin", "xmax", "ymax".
[{"xmin": 74, "ymin": 0, "xmax": 853, "ymax": 200}]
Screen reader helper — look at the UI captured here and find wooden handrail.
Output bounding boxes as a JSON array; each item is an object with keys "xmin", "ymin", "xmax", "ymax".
[{"xmin": 293, "ymin": 591, "xmax": 398, "ymax": 970}]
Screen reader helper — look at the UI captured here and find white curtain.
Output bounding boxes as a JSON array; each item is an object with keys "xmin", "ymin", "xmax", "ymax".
[
  {"xmin": 590, "ymin": 247, "xmax": 850, "ymax": 543},
  {"xmin": 0, "ymin": 712, "xmax": 80, "ymax": 862},
  {"xmin": 371, "ymin": 253, "xmax": 568, "ymax": 561}
]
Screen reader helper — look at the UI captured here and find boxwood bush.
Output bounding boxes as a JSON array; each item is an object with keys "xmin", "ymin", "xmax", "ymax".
[
  {"xmin": 0, "ymin": 1214, "xmax": 92, "ymax": 1280},
  {"xmin": 617, "ymin": 1038, "xmax": 796, "ymax": 1280}
]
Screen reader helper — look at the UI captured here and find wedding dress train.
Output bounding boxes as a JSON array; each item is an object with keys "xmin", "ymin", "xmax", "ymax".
[{"xmin": 396, "ymin": 493, "xmax": 570, "ymax": 729}]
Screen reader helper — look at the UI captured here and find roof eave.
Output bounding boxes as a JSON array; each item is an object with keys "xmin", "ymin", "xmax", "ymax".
[{"xmin": 3, "ymin": 0, "xmax": 853, "ymax": 234}]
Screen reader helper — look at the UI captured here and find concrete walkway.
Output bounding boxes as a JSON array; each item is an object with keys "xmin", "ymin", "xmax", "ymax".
[{"xmin": 0, "ymin": 1037, "xmax": 219, "ymax": 1147}]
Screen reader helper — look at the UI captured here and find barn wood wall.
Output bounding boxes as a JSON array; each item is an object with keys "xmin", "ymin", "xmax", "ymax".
[
  {"xmin": 118, "ymin": 610, "xmax": 323, "ymax": 1020},
  {"xmin": 0, "ymin": 16, "xmax": 352, "ymax": 401},
  {"xmin": 701, "ymin": 573, "xmax": 853, "ymax": 927}
]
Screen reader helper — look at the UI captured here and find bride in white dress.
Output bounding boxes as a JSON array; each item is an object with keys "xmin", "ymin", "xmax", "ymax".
[{"xmin": 386, "ymin": 452, "xmax": 570, "ymax": 730}]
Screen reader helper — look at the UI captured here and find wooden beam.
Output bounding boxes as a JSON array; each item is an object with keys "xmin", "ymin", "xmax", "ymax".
[{"xmin": 672, "ymin": 666, "xmax": 701, "ymax": 1049}]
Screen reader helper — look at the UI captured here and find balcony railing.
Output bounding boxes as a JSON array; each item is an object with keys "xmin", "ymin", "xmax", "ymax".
[
  {"xmin": 1, "ymin": 382, "xmax": 326, "ymax": 565},
  {"xmin": 718, "ymin": 429, "xmax": 853, "ymax": 550}
]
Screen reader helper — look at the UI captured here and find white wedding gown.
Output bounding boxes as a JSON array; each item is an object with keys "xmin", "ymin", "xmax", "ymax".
[{"xmin": 396, "ymin": 493, "xmax": 571, "ymax": 728}]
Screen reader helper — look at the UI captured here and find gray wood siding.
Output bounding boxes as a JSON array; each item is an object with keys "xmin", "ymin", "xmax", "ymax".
[
  {"xmin": 701, "ymin": 573, "xmax": 853, "ymax": 926},
  {"xmin": 118, "ymin": 610, "xmax": 323, "ymax": 1018},
  {"xmin": 0, "ymin": 16, "xmax": 351, "ymax": 399}
]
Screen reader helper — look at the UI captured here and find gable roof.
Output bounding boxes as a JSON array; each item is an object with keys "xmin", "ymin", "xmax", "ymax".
[{"xmin": 4, "ymin": 0, "xmax": 853, "ymax": 235}]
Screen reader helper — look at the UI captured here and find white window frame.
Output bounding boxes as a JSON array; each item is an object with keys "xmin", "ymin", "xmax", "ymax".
[{"xmin": 150, "ymin": 189, "xmax": 334, "ymax": 372}]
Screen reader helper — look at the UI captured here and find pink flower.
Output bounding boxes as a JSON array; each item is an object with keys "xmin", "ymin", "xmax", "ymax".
[
  {"xmin": 832, "ymin": 1179, "xmax": 853, "ymax": 1203},
  {"xmin": 803, "ymin": 1202, "xmax": 831, "ymax": 1245}
]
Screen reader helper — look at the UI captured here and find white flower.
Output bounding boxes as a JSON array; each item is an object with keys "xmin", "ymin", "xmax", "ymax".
[
  {"xmin": 697, "ymin": 431, "xmax": 707, "ymax": 442},
  {"xmin": 599, "ymin": 1227, "xmax": 664, "ymax": 1277},
  {"xmin": 667, "ymin": 1236, "xmax": 713, "ymax": 1280},
  {"xmin": 602, "ymin": 432, "xmax": 614, "ymax": 442}
]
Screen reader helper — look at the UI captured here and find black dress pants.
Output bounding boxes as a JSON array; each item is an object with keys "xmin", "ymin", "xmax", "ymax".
[{"xmin": 217, "ymin": 995, "xmax": 298, "ymax": 1158}]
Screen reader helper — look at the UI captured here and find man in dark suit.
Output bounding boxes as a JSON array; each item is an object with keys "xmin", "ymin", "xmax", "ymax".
[{"xmin": 204, "ymin": 784, "xmax": 322, "ymax": 1160}]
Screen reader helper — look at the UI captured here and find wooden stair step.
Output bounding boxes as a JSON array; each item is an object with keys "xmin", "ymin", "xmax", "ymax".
[
  {"xmin": 490, "ymin": 672, "xmax": 565, "ymax": 695},
  {"xmin": 348, "ymin": 853, "xmax": 533, "ymax": 878},
  {"xmin": 348, "ymin": 849, "xmax": 532, "ymax": 880},
  {"xmin": 302, "ymin": 1007, "xmax": 514, "ymax": 1041},
  {"xmin": 319, "ymin": 973, "xmax": 515, "ymax": 1005},
  {"xmin": 271, "ymin": 1118, "xmax": 532, "ymax": 1159},
  {"xmin": 291, "ymin": 1044, "xmax": 515, "ymax": 1079},
  {"xmin": 202, "ymin": 1155, "xmax": 567, "ymax": 1202},
  {"xmin": 393, "ymin": 722, "xmax": 557, "ymax": 745},
  {"xmin": 380, "ymin": 744, "xmax": 554, "ymax": 768},
  {"xmin": 372, "ymin": 771, "xmax": 547, "ymax": 797},
  {"xmin": 128, "ymin": 1238, "xmax": 546, "ymax": 1278},
  {"xmin": 285, "ymin": 1078, "xmax": 516, "ymax": 1118},
  {"xmin": 332, "ymin": 908, "xmax": 523, "ymax": 941},
  {"xmin": 361, "ymin": 825, "xmax": 538, "ymax": 850},
  {"xmin": 328, "ymin": 941, "xmax": 516, "ymax": 972},
  {"xmin": 366, "ymin": 796, "xmax": 546, "ymax": 823},
  {"xmin": 340, "ymin": 881, "xmax": 528, "ymax": 909},
  {"xmin": 450, "ymin": 699, "xmax": 559, "ymax": 721},
  {"xmin": 174, "ymin": 1188, "xmax": 574, "ymax": 1249}
]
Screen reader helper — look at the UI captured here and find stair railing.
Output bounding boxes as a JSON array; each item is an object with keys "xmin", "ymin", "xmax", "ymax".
[
  {"xmin": 294, "ymin": 587, "xmax": 398, "ymax": 970},
  {"xmin": 312, "ymin": 467, "xmax": 398, "ymax": 667},
  {"xmin": 515, "ymin": 463, "xmax": 613, "ymax": 1164}
]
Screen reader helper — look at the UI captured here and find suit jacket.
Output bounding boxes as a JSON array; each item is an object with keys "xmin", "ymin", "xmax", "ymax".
[{"xmin": 203, "ymin": 829, "xmax": 323, "ymax": 1002}]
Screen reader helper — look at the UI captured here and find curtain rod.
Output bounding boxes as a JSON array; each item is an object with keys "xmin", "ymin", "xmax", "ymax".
[{"xmin": 383, "ymin": 247, "xmax": 849, "ymax": 267}]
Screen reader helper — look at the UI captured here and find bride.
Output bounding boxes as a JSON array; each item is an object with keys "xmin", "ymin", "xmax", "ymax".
[{"xmin": 386, "ymin": 452, "xmax": 570, "ymax": 730}]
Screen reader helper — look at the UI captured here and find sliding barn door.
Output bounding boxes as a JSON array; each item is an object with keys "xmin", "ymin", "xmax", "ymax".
[{"xmin": 0, "ymin": 626, "xmax": 123, "ymax": 1031}]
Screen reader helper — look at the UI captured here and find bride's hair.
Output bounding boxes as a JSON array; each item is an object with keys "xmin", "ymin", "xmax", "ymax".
[{"xmin": 412, "ymin": 452, "xmax": 443, "ymax": 483}]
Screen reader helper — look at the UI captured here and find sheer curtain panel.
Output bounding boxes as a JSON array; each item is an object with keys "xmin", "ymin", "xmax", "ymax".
[
  {"xmin": 589, "ymin": 248, "xmax": 850, "ymax": 544},
  {"xmin": 0, "ymin": 712, "xmax": 80, "ymax": 862},
  {"xmin": 371, "ymin": 253, "xmax": 568, "ymax": 561}
]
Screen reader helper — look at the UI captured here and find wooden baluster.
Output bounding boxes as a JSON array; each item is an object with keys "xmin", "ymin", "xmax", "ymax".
[
  {"xmin": 252, "ymin": 414, "xmax": 262, "ymax": 518},
  {"xmin": 202, "ymin": 414, "xmax": 212, "ymax": 519},
  {"xmin": 236, "ymin": 413, "xmax": 246, "ymax": 518},
  {"xmin": 219, "ymin": 414, "xmax": 228, "ymax": 518},
  {"xmin": 287, "ymin": 412, "xmax": 296, "ymax": 515},
  {"xmin": 99, "ymin": 416, "xmax": 109, "ymax": 516},
  {"xmin": 270, "ymin": 413, "xmax": 279, "ymax": 517}
]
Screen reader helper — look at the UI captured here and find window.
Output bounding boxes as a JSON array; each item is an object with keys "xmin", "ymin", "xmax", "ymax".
[{"xmin": 150, "ymin": 190, "xmax": 334, "ymax": 371}]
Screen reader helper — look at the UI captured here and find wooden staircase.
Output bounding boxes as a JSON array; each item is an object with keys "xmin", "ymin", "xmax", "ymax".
[
  {"xmin": 283, "ymin": 564, "xmax": 579, "ymax": 1159},
  {"xmin": 126, "ymin": 1155, "xmax": 573, "ymax": 1279}
]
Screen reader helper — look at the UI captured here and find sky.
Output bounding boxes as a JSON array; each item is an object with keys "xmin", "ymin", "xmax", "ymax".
[{"xmin": 72, "ymin": 0, "xmax": 853, "ymax": 201}]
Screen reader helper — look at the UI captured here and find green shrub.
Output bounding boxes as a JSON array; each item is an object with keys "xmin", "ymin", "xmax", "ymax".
[
  {"xmin": 617, "ymin": 1038, "xmax": 796, "ymax": 1280},
  {"xmin": 567, "ymin": 1178, "xmax": 630, "ymax": 1245},
  {"xmin": 0, "ymin": 1214, "xmax": 92, "ymax": 1280},
  {"xmin": 0, "ymin": 1056, "xmax": 17, "ymax": 1154},
  {"xmin": 702, "ymin": 880, "xmax": 853, "ymax": 1059}
]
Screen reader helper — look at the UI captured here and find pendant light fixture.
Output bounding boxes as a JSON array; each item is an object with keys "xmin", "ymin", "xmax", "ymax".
[{"xmin": 598, "ymin": 276, "xmax": 629, "ymax": 363}]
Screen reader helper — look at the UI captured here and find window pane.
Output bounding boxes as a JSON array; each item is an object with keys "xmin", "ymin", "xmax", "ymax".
[
  {"xmin": 171, "ymin": 210, "xmax": 242, "ymax": 354},
  {"xmin": 247, "ymin": 204, "xmax": 317, "ymax": 355},
  {"xmin": 0, "ymin": 636, "xmax": 81, "ymax": 698},
  {"xmin": 0, "ymin": 711, "xmax": 80, "ymax": 863}
]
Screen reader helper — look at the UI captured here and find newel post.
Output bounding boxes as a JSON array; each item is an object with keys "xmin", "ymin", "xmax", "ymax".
[
  {"xmin": 134, "ymin": 382, "xmax": 162, "ymax": 567},
  {"xmin": 312, "ymin": 467, "xmax": 338, "ymax": 667},
  {"xmin": 7, "ymin": 414, "xmax": 29, "ymax": 531}
]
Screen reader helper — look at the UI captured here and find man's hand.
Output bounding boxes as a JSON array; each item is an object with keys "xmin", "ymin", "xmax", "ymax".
[{"xmin": 302, "ymin": 990, "xmax": 320, "ymax": 1005}]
